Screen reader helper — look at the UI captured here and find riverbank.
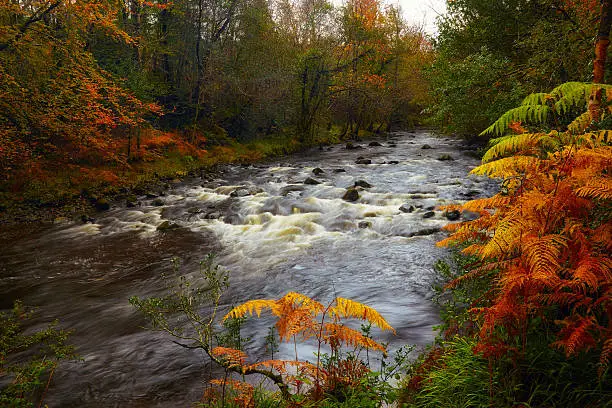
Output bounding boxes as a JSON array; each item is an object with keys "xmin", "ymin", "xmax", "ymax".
[{"xmin": 0, "ymin": 128, "xmax": 364, "ymax": 225}]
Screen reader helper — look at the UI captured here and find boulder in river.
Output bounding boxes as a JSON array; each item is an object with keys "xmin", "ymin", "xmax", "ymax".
[
  {"xmin": 407, "ymin": 227, "xmax": 441, "ymax": 237},
  {"xmin": 152, "ymin": 198, "xmax": 164, "ymax": 207},
  {"xmin": 368, "ymin": 141, "xmax": 383, "ymax": 147},
  {"xmin": 388, "ymin": 160, "xmax": 400, "ymax": 164},
  {"xmin": 444, "ymin": 210, "xmax": 461, "ymax": 221},
  {"xmin": 157, "ymin": 221, "xmax": 180, "ymax": 231},
  {"xmin": 437, "ymin": 154, "xmax": 454, "ymax": 161},
  {"xmin": 312, "ymin": 167, "xmax": 325, "ymax": 176},
  {"xmin": 358, "ymin": 221, "xmax": 372, "ymax": 229},
  {"xmin": 422, "ymin": 211, "xmax": 436, "ymax": 218},
  {"xmin": 399, "ymin": 204, "xmax": 415, "ymax": 213},
  {"xmin": 280, "ymin": 185, "xmax": 305, "ymax": 196},
  {"xmin": 333, "ymin": 168, "xmax": 346, "ymax": 173},
  {"xmin": 230, "ymin": 188, "xmax": 250, "ymax": 197},
  {"xmin": 354, "ymin": 180, "xmax": 372, "ymax": 188},
  {"xmin": 342, "ymin": 187, "xmax": 360, "ymax": 202},
  {"xmin": 346, "ymin": 142, "xmax": 363, "ymax": 150},
  {"xmin": 304, "ymin": 177, "xmax": 321, "ymax": 185},
  {"xmin": 355, "ymin": 158, "xmax": 372, "ymax": 165},
  {"xmin": 421, "ymin": 144, "xmax": 433, "ymax": 149}
]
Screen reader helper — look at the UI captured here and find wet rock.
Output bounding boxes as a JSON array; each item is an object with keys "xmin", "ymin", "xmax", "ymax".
[
  {"xmin": 388, "ymin": 144, "xmax": 397, "ymax": 148},
  {"xmin": 94, "ymin": 198, "xmax": 110, "ymax": 212},
  {"xmin": 280, "ymin": 185, "xmax": 305, "ymax": 196},
  {"xmin": 354, "ymin": 180, "xmax": 372, "ymax": 188},
  {"xmin": 346, "ymin": 142, "xmax": 363, "ymax": 150},
  {"xmin": 364, "ymin": 212, "xmax": 377, "ymax": 217},
  {"xmin": 399, "ymin": 204, "xmax": 415, "ymax": 213},
  {"xmin": 426, "ymin": 206, "xmax": 436, "ymax": 211},
  {"xmin": 355, "ymin": 158, "xmax": 372, "ymax": 165},
  {"xmin": 342, "ymin": 187, "xmax": 360, "ymax": 202},
  {"xmin": 204, "ymin": 212, "xmax": 222, "ymax": 220},
  {"xmin": 465, "ymin": 190, "xmax": 482, "ymax": 198},
  {"xmin": 388, "ymin": 160, "xmax": 400, "ymax": 164},
  {"xmin": 312, "ymin": 167, "xmax": 325, "ymax": 176},
  {"xmin": 145, "ymin": 192, "xmax": 158, "ymax": 199},
  {"xmin": 80, "ymin": 215, "xmax": 95, "ymax": 224},
  {"xmin": 157, "ymin": 221, "xmax": 180, "ymax": 231},
  {"xmin": 358, "ymin": 221, "xmax": 372, "ymax": 229},
  {"xmin": 462, "ymin": 210, "xmax": 480, "ymax": 221},
  {"xmin": 437, "ymin": 154, "xmax": 454, "ymax": 161},
  {"xmin": 187, "ymin": 207, "xmax": 202, "ymax": 214},
  {"xmin": 152, "ymin": 198, "xmax": 164, "ymax": 206},
  {"xmin": 230, "ymin": 188, "xmax": 250, "ymax": 197},
  {"xmin": 422, "ymin": 211, "xmax": 436, "ymax": 218},
  {"xmin": 407, "ymin": 227, "xmax": 441, "ymax": 237},
  {"xmin": 421, "ymin": 144, "xmax": 433, "ymax": 149},
  {"xmin": 223, "ymin": 214, "xmax": 243, "ymax": 225},
  {"xmin": 304, "ymin": 177, "xmax": 321, "ymax": 185},
  {"xmin": 333, "ymin": 168, "xmax": 347, "ymax": 173},
  {"xmin": 125, "ymin": 195, "xmax": 138, "ymax": 208},
  {"xmin": 368, "ymin": 141, "xmax": 383, "ymax": 147},
  {"xmin": 445, "ymin": 210, "xmax": 461, "ymax": 221}
]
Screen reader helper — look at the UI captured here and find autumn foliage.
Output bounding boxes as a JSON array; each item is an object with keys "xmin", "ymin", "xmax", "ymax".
[
  {"xmin": 203, "ymin": 292, "xmax": 395, "ymax": 404},
  {"xmin": 438, "ymin": 82, "xmax": 612, "ymax": 374}
]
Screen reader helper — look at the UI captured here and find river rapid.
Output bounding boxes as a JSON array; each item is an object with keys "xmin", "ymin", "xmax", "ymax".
[{"xmin": 0, "ymin": 130, "xmax": 496, "ymax": 407}]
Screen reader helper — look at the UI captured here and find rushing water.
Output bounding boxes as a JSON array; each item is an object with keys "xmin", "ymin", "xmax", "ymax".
[{"xmin": 0, "ymin": 130, "xmax": 496, "ymax": 407}]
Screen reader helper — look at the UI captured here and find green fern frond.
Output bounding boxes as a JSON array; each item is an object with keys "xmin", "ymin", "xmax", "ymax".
[
  {"xmin": 480, "ymin": 106, "xmax": 551, "ymax": 137},
  {"xmin": 521, "ymin": 92, "xmax": 549, "ymax": 106},
  {"xmin": 567, "ymin": 112, "xmax": 592, "ymax": 134},
  {"xmin": 482, "ymin": 133, "xmax": 541, "ymax": 162},
  {"xmin": 471, "ymin": 155, "xmax": 540, "ymax": 178}
]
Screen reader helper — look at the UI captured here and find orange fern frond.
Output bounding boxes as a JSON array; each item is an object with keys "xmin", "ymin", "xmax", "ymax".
[
  {"xmin": 471, "ymin": 155, "xmax": 541, "ymax": 178},
  {"xmin": 323, "ymin": 323, "xmax": 387, "ymax": 353},
  {"xmin": 212, "ymin": 347, "xmax": 247, "ymax": 368},
  {"xmin": 522, "ymin": 234, "xmax": 565, "ymax": 287},
  {"xmin": 329, "ymin": 297, "xmax": 395, "ymax": 333},
  {"xmin": 575, "ymin": 178, "xmax": 612, "ymax": 200},
  {"xmin": 552, "ymin": 316, "xmax": 597, "ymax": 357},
  {"xmin": 224, "ymin": 299, "xmax": 278, "ymax": 320}
]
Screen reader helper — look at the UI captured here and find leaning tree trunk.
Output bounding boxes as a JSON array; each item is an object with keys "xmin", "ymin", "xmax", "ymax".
[{"xmin": 588, "ymin": 0, "xmax": 612, "ymax": 121}]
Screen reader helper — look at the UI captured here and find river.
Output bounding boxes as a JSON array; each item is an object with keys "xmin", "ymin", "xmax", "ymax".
[{"xmin": 0, "ymin": 130, "xmax": 496, "ymax": 407}]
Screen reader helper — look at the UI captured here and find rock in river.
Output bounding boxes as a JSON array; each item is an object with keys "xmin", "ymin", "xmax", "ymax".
[
  {"xmin": 354, "ymin": 180, "xmax": 372, "ymax": 188},
  {"xmin": 355, "ymin": 158, "xmax": 372, "ymax": 165},
  {"xmin": 342, "ymin": 187, "xmax": 360, "ymax": 202},
  {"xmin": 304, "ymin": 177, "xmax": 321, "ymax": 185}
]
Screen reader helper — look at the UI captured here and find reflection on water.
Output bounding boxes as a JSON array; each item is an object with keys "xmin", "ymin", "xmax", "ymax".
[{"xmin": 0, "ymin": 131, "xmax": 495, "ymax": 407}]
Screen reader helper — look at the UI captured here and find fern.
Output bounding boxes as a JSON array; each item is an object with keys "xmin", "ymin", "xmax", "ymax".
[
  {"xmin": 329, "ymin": 297, "xmax": 395, "ymax": 333},
  {"xmin": 480, "ymin": 106, "xmax": 551, "ymax": 137}
]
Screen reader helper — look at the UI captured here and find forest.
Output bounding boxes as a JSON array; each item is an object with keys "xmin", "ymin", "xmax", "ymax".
[{"xmin": 0, "ymin": 0, "xmax": 611, "ymax": 407}]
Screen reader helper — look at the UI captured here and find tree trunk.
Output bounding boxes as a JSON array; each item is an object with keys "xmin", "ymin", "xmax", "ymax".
[{"xmin": 589, "ymin": 0, "xmax": 612, "ymax": 121}]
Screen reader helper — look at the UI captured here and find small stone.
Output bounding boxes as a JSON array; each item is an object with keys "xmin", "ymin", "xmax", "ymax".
[
  {"xmin": 364, "ymin": 212, "xmax": 377, "ymax": 217},
  {"xmin": 312, "ymin": 168, "xmax": 325, "ymax": 175},
  {"xmin": 145, "ymin": 192, "xmax": 158, "ymax": 198},
  {"xmin": 358, "ymin": 221, "xmax": 372, "ymax": 229},
  {"xmin": 388, "ymin": 160, "xmax": 399, "ymax": 164},
  {"xmin": 422, "ymin": 211, "xmax": 435, "ymax": 218},
  {"xmin": 355, "ymin": 159, "xmax": 372, "ymax": 165},
  {"xmin": 368, "ymin": 141, "xmax": 383, "ymax": 147},
  {"xmin": 342, "ymin": 187, "xmax": 360, "ymax": 202},
  {"xmin": 346, "ymin": 142, "xmax": 362, "ymax": 150},
  {"xmin": 280, "ymin": 185, "xmax": 305, "ymax": 196},
  {"xmin": 421, "ymin": 144, "xmax": 433, "ymax": 149},
  {"xmin": 354, "ymin": 180, "xmax": 372, "ymax": 188},
  {"xmin": 304, "ymin": 177, "xmax": 321, "ymax": 185},
  {"xmin": 187, "ymin": 207, "xmax": 202, "ymax": 214},
  {"xmin": 333, "ymin": 168, "xmax": 347, "ymax": 173},
  {"xmin": 152, "ymin": 198, "xmax": 164, "ymax": 206},
  {"xmin": 445, "ymin": 210, "xmax": 461, "ymax": 221},
  {"xmin": 437, "ymin": 154, "xmax": 454, "ymax": 161},
  {"xmin": 399, "ymin": 204, "xmax": 415, "ymax": 213},
  {"xmin": 426, "ymin": 206, "xmax": 436, "ymax": 211},
  {"xmin": 80, "ymin": 215, "xmax": 95, "ymax": 224}
]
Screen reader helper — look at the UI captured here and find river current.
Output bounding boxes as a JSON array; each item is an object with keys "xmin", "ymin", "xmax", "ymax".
[{"xmin": 0, "ymin": 130, "xmax": 496, "ymax": 407}]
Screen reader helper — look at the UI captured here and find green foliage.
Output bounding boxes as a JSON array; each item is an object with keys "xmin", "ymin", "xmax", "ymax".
[
  {"xmin": 426, "ymin": 49, "xmax": 526, "ymax": 136},
  {"xmin": 0, "ymin": 301, "xmax": 76, "ymax": 408},
  {"xmin": 428, "ymin": 0, "xmax": 597, "ymax": 136}
]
